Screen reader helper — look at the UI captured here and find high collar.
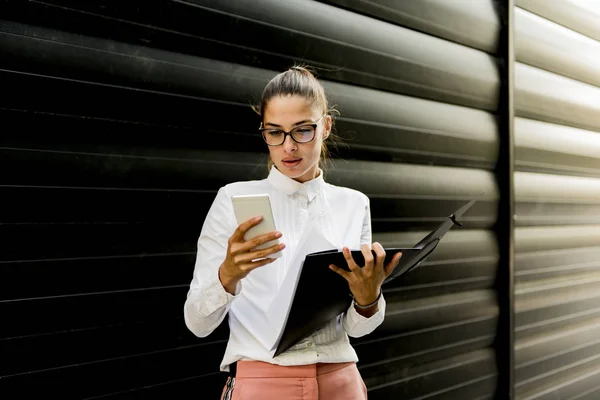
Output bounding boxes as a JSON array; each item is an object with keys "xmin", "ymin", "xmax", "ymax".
[{"xmin": 267, "ymin": 165, "xmax": 324, "ymax": 202}]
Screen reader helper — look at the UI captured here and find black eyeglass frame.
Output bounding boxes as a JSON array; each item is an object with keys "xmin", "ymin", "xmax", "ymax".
[{"xmin": 258, "ymin": 114, "xmax": 326, "ymax": 146}]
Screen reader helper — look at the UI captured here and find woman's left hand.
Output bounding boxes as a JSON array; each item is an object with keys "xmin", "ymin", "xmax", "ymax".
[{"xmin": 329, "ymin": 242, "xmax": 402, "ymax": 314}]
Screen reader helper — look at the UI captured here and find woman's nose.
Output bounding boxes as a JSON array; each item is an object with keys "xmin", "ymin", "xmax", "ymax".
[{"xmin": 282, "ymin": 134, "xmax": 297, "ymax": 152}]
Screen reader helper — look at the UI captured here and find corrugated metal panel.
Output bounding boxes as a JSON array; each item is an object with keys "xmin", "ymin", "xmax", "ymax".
[
  {"xmin": 515, "ymin": 63, "xmax": 600, "ymax": 133},
  {"xmin": 514, "ymin": 0, "xmax": 600, "ymax": 398},
  {"xmin": 319, "ymin": 0, "xmax": 500, "ymax": 53},
  {"xmin": 516, "ymin": 7, "xmax": 600, "ymax": 87},
  {"xmin": 0, "ymin": 0, "xmax": 503, "ymax": 398},
  {"xmin": 516, "ymin": 0, "xmax": 600, "ymax": 42},
  {"xmin": 515, "ymin": 119, "xmax": 600, "ymax": 177},
  {"xmin": 180, "ymin": 0, "xmax": 500, "ymax": 111},
  {"xmin": 1, "ymin": 0, "xmax": 500, "ymax": 110},
  {"xmin": 515, "ymin": 173, "xmax": 600, "ymax": 226}
]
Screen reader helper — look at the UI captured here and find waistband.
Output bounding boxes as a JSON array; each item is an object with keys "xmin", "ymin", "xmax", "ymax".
[{"xmin": 234, "ymin": 361, "xmax": 355, "ymax": 379}]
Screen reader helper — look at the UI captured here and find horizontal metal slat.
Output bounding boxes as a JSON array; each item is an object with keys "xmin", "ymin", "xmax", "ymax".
[
  {"xmin": 325, "ymin": 83, "xmax": 499, "ymax": 168},
  {"xmin": 328, "ymin": 160, "xmax": 497, "ymax": 199},
  {"xmin": 516, "ymin": 226, "xmax": 600, "ymax": 254},
  {"xmin": 0, "ymin": 187, "xmax": 220, "ymax": 225},
  {"xmin": 0, "ymin": 254, "xmax": 195, "ymax": 301},
  {"xmin": 516, "ymin": 7, "xmax": 600, "ymax": 88},
  {"xmin": 515, "ymin": 118, "xmax": 600, "ymax": 177},
  {"xmin": 363, "ymin": 348, "xmax": 496, "ymax": 399},
  {"xmin": 516, "ymin": 277, "xmax": 600, "ymax": 334},
  {"xmin": 0, "ymin": 22, "xmax": 271, "ymax": 109},
  {"xmin": 515, "ymin": 172, "xmax": 600, "ymax": 226},
  {"xmin": 516, "ymin": 246, "xmax": 600, "ymax": 283},
  {"xmin": 516, "ymin": 273, "xmax": 600, "ymax": 307},
  {"xmin": 0, "ymin": 70, "xmax": 259, "ymax": 134},
  {"xmin": 354, "ymin": 315, "xmax": 496, "ymax": 368},
  {"xmin": 516, "ymin": 357, "xmax": 600, "ymax": 400},
  {"xmin": 515, "ymin": 62, "xmax": 600, "ymax": 132},
  {"xmin": 376, "ymin": 229, "xmax": 498, "ymax": 299},
  {"xmin": 0, "ymin": 20, "xmax": 499, "ymax": 167},
  {"xmin": 77, "ymin": 373, "xmax": 227, "ymax": 400},
  {"xmin": 516, "ymin": 0, "xmax": 600, "ymax": 42},
  {"xmin": 1, "ymin": 319, "xmax": 227, "ymax": 377},
  {"xmin": 378, "ymin": 290, "xmax": 497, "ymax": 337},
  {"xmin": 179, "ymin": 0, "xmax": 500, "ymax": 110},
  {"xmin": 318, "ymin": 0, "xmax": 500, "ymax": 53},
  {"xmin": 0, "ymin": 344, "xmax": 227, "ymax": 399},
  {"xmin": 516, "ymin": 301, "xmax": 600, "ymax": 345},
  {"xmin": 1, "ymin": 0, "xmax": 499, "ymax": 109},
  {"xmin": 0, "ymin": 146, "xmax": 269, "ymax": 193},
  {"xmin": 516, "ymin": 316, "xmax": 600, "ymax": 385},
  {"xmin": 517, "ymin": 171, "xmax": 600, "ymax": 200},
  {"xmin": 0, "ymin": 223, "xmax": 197, "ymax": 262},
  {"xmin": 515, "ymin": 224, "xmax": 600, "ymax": 348},
  {"xmin": 0, "ymin": 286, "xmax": 187, "ymax": 339},
  {"xmin": 97, "ymin": 375, "xmax": 227, "ymax": 400}
]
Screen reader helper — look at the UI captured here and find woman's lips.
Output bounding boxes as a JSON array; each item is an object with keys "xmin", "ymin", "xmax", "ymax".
[{"xmin": 282, "ymin": 158, "xmax": 302, "ymax": 167}]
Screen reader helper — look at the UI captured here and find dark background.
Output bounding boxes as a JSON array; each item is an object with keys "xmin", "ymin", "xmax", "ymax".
[{"xmin": 1, "ymin": 1, "xmax": 600, "ymax": 399}]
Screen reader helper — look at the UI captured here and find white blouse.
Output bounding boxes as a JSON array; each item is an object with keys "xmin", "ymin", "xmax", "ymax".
[{"xmin": 184, "ymin": 166, "xmax": 386, "ymax": 372}]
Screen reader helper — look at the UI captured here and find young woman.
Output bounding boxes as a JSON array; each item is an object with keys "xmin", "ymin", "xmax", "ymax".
[{"xmin": 184, "ymin": 66, "xmax": 402, "ymax": 400}]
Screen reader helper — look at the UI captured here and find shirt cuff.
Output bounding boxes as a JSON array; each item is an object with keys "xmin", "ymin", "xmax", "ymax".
[
  {"xmin": 201, "ymin": 269, "xmax": 242, "ymax": 316},
  {"xmin": 344, "ymin": 294, "xmax": 386, "ymax": 337}
]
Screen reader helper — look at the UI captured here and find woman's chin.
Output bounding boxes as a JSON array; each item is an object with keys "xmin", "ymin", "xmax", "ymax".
[{"xmin": 276, "ymin": 163, "xmax": 318, "ymax": 183}]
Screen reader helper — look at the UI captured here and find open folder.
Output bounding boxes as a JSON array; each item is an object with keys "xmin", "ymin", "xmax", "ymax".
[{"xmin": 272, "ymin": 199, "xmax": 476, "ymax": 357}]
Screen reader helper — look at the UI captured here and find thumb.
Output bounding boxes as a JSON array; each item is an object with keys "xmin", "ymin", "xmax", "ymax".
[
  {"xmin": 329, "ymin": 264, "xmax": 349, "ymax": 281},
  {"xmin": 385, "ymin": 252, "xmax": 402, "ymax": 276}
]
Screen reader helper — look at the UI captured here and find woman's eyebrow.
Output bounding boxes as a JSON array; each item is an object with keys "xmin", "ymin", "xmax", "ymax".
[{"xmin": 264, "ymin": 119, "xmax": 312, "ymax": 128}]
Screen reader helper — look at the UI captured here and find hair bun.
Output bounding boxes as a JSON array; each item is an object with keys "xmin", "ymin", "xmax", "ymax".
[{"xmin": 290, "ymin": 65, "xmax": 314, "ymax": 76}]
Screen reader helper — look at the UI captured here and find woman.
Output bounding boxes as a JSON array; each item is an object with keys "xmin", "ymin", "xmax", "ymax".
[{"xmin": 184, "ymin": 66, "xmax": 402, "ymax": 400}]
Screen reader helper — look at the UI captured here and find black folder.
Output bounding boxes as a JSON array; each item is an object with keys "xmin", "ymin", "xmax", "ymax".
[{"xmin": 273, "ymin": 199, "xmax": 476, "ymax": 357}]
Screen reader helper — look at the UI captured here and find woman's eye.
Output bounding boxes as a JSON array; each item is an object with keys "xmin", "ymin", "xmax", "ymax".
[{"xmin": 267, "ymin": 130, "xmax": 283, "ymax": 136}]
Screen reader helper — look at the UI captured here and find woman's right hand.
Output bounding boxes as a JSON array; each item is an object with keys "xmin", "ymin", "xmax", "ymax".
[{"xmin": 219, "ymin": 216, "xmax": 285, "ymax": 295}]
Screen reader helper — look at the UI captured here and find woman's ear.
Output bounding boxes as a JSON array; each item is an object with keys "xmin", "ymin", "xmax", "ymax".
[{"xmin": 323, "ymin": 115, "xmax": 332, "ymax": 139}]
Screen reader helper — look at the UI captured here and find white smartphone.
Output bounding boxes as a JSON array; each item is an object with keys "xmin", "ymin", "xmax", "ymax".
[{"xmin": 231, "ymin": 194, "xmax": 282, "ymax": 258}]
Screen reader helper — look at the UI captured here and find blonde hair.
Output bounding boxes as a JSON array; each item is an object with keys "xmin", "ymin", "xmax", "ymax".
[{"xmin": 253, "ymin": 65, "xmax": 342, "ymax": 172}]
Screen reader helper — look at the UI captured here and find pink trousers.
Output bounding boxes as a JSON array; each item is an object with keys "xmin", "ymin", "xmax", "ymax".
[{"xmin": 220, "ymin": 361, "xmax": 368, "ymax": 400}]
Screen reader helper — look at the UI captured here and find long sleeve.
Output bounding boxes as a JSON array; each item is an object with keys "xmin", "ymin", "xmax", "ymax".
[
  {"xmin": 184, "ymin": 186, "xmax": 241, "ymax": 338},
  {"xmin": 342, "ymin": 195, "xmax": 386, "ymax": 338},
  {"xmin": 343, "ymin": 295, "xmax": 386, "ymax": 338}
]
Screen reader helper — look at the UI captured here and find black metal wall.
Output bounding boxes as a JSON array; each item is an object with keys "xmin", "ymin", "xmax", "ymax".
[
  {"xmin": 513, "ymin": 1, "xmax": 600, "ymax": 399},
  {"xmin": 0, "ymin": 1, "xmax": 507, "ymax": 398}
]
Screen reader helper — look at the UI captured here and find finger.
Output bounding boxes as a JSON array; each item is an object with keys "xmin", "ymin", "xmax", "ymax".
[
  {"xmin": 361, "ymin": 244, "xmax": 374, "ymax": 268},
  {"xmin": 329, "ymin": 264, "xmax": 350, "ymax": 281},
  {"xmin": 342, "ymin": 247, "xmax": 361, "ymax": 272},
  {"xmin": 231, "ymin": 216, "xmax": 263, "ymax": 242},
  {"xmin": 384, "ymin": 251, "xmax": 403, "ymax": 276},
  {"xmin": 241, "ymin": 256, "xmax": 277, "ymax": 273},
  {"xmin": 236, "ymin": 242, "xmax": 286, "ymax": 264},
  {"xmin": 372, "ymin": 242, "xmax": 386, "ymax": 268},
  {"xmin": 239, "ymin": 230, "xmax": 282, "ymax": 253}
]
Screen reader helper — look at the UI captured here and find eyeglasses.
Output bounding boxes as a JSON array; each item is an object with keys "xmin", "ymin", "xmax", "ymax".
[{"xmin": 259, "ymin": 115, "xmax": 325, "ymax": 146}]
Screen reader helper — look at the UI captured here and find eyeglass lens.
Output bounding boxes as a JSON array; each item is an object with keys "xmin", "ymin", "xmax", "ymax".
[{"xmin": 262, "ymin": 125, "xmax": 316, "ymax": 145}]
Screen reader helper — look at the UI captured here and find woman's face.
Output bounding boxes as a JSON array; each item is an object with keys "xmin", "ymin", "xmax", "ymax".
[{"xmin": 262, "ymin": 95, "xmax": 331, "ymax": 183}]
